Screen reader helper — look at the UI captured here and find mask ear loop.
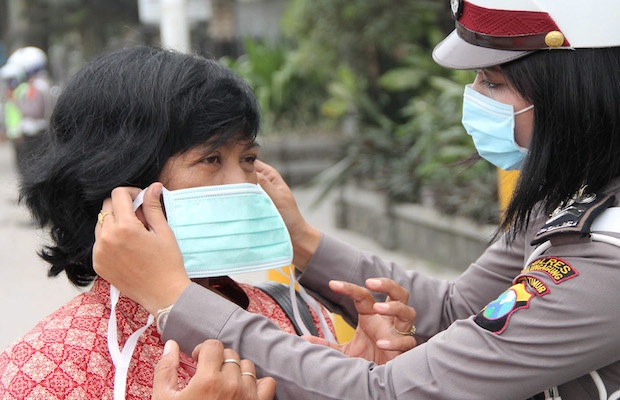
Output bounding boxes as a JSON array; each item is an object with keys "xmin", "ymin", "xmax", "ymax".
[
  {"xmin": 514, "ymin": 104, "xmax": 534, "ymax": 115},
  {"xmin": 108, "ymin": 285, "xmax": 154, "ymax": 400},
  {"xmin": 107, "ymin": 187, "xmax": 155, "ymax": 400},
  {"xmin": 275, "ymin": 266, "xmax": 337, "ymax": 343}
]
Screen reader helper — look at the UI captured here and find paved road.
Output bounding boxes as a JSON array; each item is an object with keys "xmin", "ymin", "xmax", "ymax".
[
  {"xmin": 0, "ymin": 141, "xmax": 456, "ymax": 351},
  {"xmin": 0, "ymin": 141, "xmax": 84, "ymax": 351}
]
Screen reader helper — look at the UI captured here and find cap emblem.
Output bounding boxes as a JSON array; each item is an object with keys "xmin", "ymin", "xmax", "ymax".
[{"xmin": 544, "ymin": 31, "xmax": 565, "ymax": 48}]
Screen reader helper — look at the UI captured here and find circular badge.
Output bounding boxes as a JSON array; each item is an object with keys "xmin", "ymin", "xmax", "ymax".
[
  {"xmin": 451, "ymin": 0, "xmax": 464, "ymax": 20},
  {"xmin": 482, "ymin": 289, "xmax": 516, "ymax": 320}
]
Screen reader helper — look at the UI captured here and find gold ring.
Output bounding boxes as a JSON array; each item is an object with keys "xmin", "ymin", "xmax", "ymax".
[
  {"xmin": 241, "ymin": 372, "xmax": 257, "ymax": 380},
  {"xmin": 392, "ymin": 325, "xmax": 416, "ymax": 336},
  {"xmin": 223, "ymin": 358, "xmax": 241, "ymax": 367},
  {"xmin": 97, "ymin": 210, "xmax": 114, "ymax": 227}
]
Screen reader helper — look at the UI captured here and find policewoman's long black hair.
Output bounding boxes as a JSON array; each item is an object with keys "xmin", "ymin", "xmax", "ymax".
[
  {"xmin": 499, "ymin": 47, "xmax": 620, "ymax": 239},
  {"xmin": 20, "ymin": 46, "xmax": 260, "ymax": 286}
]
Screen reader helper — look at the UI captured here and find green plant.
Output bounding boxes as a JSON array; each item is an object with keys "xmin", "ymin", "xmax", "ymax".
[
  {"xmin": 404, "ymin": 71, "xmax": 499, "ymax": 223},
  {"xmin": 263, "ymin": 0, "xmax": 500, "ymax": 224},
  {"xmin": 221, "ymin": 38, "xmax": 331, "ymax": 133},
  {"xmin": 312, "ymin": 51, "xmax": 499, "ymax": 224}
]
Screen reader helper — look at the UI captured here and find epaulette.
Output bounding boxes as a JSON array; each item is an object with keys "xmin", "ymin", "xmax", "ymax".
[{"xmin": 531, "ymin": 192, "xmax": 615, "ymax": 245}]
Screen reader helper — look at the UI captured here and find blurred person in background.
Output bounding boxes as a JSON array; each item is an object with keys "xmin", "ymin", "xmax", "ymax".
[
  {"xmin": 5, "ymin": 46, "xmax": 53, "ymax": 177},
  {"xmin": 0, "ymin": 61, "xmax": 26, "ymax": 160}
]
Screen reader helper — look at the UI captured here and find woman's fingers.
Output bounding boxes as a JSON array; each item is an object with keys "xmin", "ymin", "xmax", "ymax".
[
  {"xmin": 365, "ymin": 278, "xmax": 410, "ymax": 304},
  {"xmin": 256, "ymin": 377, "xmax": 277, "ymax": 400},
  {"xmin": 153, "ymin": 339, "xmax": 275, "ymax": 400},
  {"xmin": 139, "ymin": 183, "xmax": 172, "ymax": 234},
  {"xmin": 328, "ymin": 280, "xmax": 377, "ymax": 315},
  {"xmin": 366, "ymin": 278, "xmax": 416, "ymax": 334},
  {"xmin": 192, "ymin": 339, "xmax": 227, "ymax": 375},
  {"xmin": 152, "ymin": 340, "xmax": 182, "ymax": 400}
]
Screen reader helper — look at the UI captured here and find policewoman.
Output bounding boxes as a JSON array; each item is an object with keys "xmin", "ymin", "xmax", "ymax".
[{"xmin": 94, "ymin": 0, "xmax": 620, "ymax": 399}]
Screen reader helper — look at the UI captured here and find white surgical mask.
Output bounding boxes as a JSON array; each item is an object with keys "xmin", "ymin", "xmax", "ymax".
[
  {"xmin": 133, "ymin": 182, "xmax": 293, "ymax": 278},
  {"xmin": 461, "ymin": 85, "xmax": 534, "ymax": 171}
]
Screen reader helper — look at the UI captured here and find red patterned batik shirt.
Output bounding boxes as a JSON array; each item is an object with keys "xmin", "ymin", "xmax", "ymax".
[{"xmin": 0, "ymin": 278, "xmax": 335, "ymax": 399}]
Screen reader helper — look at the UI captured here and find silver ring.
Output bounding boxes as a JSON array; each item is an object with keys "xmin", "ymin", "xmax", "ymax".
[
  {"xmin": 392, "ymin": 325, "xmax": 416, "ymax": 336},
  {"xmin": 241, "ymin": 372, "xmax": 257, "ymax": 380},
  {"xmin": 223, "ymin": 358, "xmax": 241, "ymax": 367}
]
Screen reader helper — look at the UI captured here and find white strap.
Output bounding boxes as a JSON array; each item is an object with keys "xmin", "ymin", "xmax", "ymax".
[
  {"xmin": 108, "ymin": 285, "xmax": 154, "ymax": 400},
  {"xmin": 590, "ymin": 207, "xmax": 620, "ymax": 234},
  {"xmin": 276, "ymin": 267, "xmax": 337, "ymax": 343},
  {"xmin": 286, "ymin": 269, "xmax": 314, "ymax": 337},
  {"xmin": 297, "ymin": 281, "xmax": 337, "ymax": 343},
  {"xmin": 132, "ymin": 188, "xmax": 147, "ymax": 211}
]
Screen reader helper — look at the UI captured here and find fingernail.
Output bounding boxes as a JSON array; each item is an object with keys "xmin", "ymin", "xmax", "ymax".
[
  {"xmin": 366, "ymin": 278, "xmax": 381, "ymax": 287},
  {"xmin": 376, "ymin": 340, "xmax": 390, "ymax": 349},
  {"xmin": 330, "ymin": 280, "xmax": 344, "ymax": 289},
  {"xmin": 151, "ymin": 183, "xmax": 162, "ymax": 197},
  {"xmin": 163, "ymin": 340, "xmax": 173, "ymax": 355}
]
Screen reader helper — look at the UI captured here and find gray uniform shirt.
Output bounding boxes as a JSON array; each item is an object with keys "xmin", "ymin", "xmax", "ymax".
[{"xmin": 164, "ymin": 183, "xmax": 620, "ymax": 400}]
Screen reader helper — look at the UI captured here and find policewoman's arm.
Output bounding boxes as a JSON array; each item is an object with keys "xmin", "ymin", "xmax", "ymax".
[
  {"xmin": 162, "ymin": 238, "xmax": 620, "ymax": 399},
  {"xmin": 94, "ymin": 184, "xmax": 620, "ymax": 399},
  {"xmin": 296, "ymin": 231, "xmax": 527, "ymax": 337},
  {"xmin": 256, "ymin": 159, "xmax": 526, "ymax": 336}
]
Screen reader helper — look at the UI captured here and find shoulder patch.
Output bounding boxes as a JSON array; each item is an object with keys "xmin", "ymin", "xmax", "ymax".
[
  {"xmin": 514, "ymin": 275, "xmax": 550, "ymax": 296},
  {"xmin": 521, "ymin": 256, "xmax": 578, "ymax": 284},
  {"xmin": 475, "ymin": 282, "xmax": 533, "ymax": 334},
  {"xmin": 531, "ymin": 193, "xmax": 615, "ymax": 245}
]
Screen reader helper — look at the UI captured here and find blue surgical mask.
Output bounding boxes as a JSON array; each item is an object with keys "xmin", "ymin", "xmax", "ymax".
[
  {"xmin": 461, "ymin": 85, "xmax": 534, "ymax": 171},
  {"xmin": 133, "ymin": 183, "xmax": 293, "ymax": 278}
]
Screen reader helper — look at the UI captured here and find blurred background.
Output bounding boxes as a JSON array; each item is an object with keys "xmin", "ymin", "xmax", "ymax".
[{"xmin": 0, "ymin": 0, "xmax": 512, "ymax": 348}]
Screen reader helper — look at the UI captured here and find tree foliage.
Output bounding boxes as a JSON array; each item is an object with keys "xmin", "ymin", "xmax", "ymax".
[
  {"xmin": 15, "ymin": 0, "xmax": 139, "ymax": 56},
  {"xmin": 280, "ymin": 0, "xmax": 499, "ymax": 223}
]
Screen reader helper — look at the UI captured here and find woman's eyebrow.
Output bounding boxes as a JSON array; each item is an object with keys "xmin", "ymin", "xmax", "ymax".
[{"xmin": 244, "ymin": 141, "xmax": 260, "ymax": 151}]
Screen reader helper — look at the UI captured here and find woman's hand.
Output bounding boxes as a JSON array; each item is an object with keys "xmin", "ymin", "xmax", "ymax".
[
  {"xmin": 255, "ymin": 160, "xmax": 320, "ymax": 271},
  {"xmin": 304, "ymin": 278, "xmax": 417, "ymax": 365},
  {"xmin": 93, "ymin": 183, "xmax": 191, "ymax": 315},
  {"xmin": 153, "ymin": 339, "xmax": 276, "ymax": 400}
]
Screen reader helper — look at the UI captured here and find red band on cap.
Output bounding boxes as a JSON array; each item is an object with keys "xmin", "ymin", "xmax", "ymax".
[{"xmin": 459, "ymin": 0, "xmax": 565, "ymax": 38}]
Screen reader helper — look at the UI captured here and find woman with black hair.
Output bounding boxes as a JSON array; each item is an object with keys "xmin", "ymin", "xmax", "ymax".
[
  {"xmin": 93, "ymin": 0, "xmax": 620, "ymax": 398},
  {"xmin": 0, "ymin": 45, "xmax": 282, "ymax": 400},
  {"xmin": 0, "ymin": 46, "xmax": 415, "ymax": 400}
]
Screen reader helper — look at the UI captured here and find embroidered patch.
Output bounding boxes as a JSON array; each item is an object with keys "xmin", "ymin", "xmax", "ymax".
[
  {"xmin": 515, "ymin": 275, "xmax": 550, "ymax": 296},
  {"xmin": 475, "ymin": 282, "xmax": 533, "ymax": 334},
  {"xmin": 522, "ymin": 256, "xmax": 578, "ymax": 284}
]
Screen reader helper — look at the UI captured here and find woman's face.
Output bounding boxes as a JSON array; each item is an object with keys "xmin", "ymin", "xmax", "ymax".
[
  {"xmin": 471, "ymin": 67, "xmax": 534, "ymax": 148},
  {"xmin": 159, "ymin": 139, "xmax": 260, "ymax": 190}
]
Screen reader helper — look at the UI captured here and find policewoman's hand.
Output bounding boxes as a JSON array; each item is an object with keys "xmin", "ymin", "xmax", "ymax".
[
  {"xmin": 304, "ymin": 278, "xmax": 417, "ymax": 364},
  {"xmin": 255, "ymin": 160, "xmax": 321, "ymax": 271}
]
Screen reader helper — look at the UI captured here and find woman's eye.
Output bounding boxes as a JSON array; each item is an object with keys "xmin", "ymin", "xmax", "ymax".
[
  {"xmin": 243, "ymin": 155, "xmax": 258, "ymax": 164},
  {"xmin": 480, "ymin": 79, "xmax": 499, "ymax": 89},
  {"xmin": 203, "ymin": 155, "xmax": 220, "ymax": 164}
]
